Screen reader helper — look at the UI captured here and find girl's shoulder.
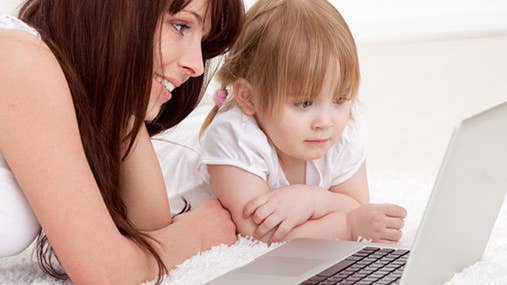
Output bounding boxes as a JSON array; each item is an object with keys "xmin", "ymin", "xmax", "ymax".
[
  {"xmin": 201, "ymin": 104, "xmax": 273, "ymax": 158},
  {"xmin": 327, "ymin": 108, "xmax": 368, "ymax": 160},
  {"xmin": 208, "ymin": 104, "xmax": 265, "ymax": 138},
  {"xmin": 340, "ymin": 108, "xmax": 368, "ymax": 145}
]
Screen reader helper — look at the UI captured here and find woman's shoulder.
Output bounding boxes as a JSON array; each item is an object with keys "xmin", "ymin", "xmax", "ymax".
[
  {"xmin": 1, "ymin": 27, "xmax": 74, "ymax": 147},
  {"xmin": 0, "ymin": 15, "xmax": 40, "ymax": 37},
  {"xmin": 0, "ymin": 27, "xmax": 57, "ymax": 72},
  {"xmin": 0, "ymin": 28, "xmax": 69, "ymax": 101}
]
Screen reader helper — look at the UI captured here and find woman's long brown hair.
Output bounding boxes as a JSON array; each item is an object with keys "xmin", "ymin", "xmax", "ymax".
[{"xmin": 18, "ymin": 0, "xmax": 244, "ymax": 282}]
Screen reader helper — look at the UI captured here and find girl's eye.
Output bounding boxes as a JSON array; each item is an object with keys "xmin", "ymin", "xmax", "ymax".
[
  {"xmin": 295, "ymin": 101, "xmax": 313, "ymax": 109},
  {"xmin": 334, "ymin": 97, "xmax": 346, "ymax": 105},
  {"xmin": 172, "ymin": 22, "xmax": 190, "ymax": 34}
]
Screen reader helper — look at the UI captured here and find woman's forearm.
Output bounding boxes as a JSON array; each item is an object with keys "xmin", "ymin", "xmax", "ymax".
[
  {"xmin": 120, "ymin": 123, "xmax": 171, "ymax": 230},
  {"xmin": 72, "ymin": 222, "xmax": 201, "ymax": 285}
]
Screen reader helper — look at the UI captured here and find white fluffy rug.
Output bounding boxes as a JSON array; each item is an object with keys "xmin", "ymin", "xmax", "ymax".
[{"xmin": 1, "ymin": 171, "xmax": 506, "ymax": 284}]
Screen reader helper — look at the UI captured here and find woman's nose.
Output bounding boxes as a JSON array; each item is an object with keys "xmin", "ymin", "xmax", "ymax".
[{"xmin": 178, "ymin": 38, "xmax": 204, "ymax": 77}]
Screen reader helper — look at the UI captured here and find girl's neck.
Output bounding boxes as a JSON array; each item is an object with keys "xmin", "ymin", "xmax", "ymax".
[{"xmin": 277, "ymin": 150, "xmax": 306, "ymax": 185}]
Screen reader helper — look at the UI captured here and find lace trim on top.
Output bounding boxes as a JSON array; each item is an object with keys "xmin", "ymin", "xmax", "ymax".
[{"xmin": 0, "ymin": 14, "xmax": 41, "ymax": 39}]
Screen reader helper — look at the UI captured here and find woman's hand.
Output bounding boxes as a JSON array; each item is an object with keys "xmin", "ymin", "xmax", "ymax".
[
  {"xmin": 243, "ymin": 185, "xmax": 317, "ymax": 242},
  {"xmin": 346, "ymin": 203, "xmax": 407, "ymax": 243},
  {"xmin": 172, "ymin": 199, "xmax": 237, "ymax": 251}
]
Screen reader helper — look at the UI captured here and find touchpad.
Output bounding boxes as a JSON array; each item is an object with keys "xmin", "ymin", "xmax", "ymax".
[{"xmin": 237, "ymin": 256, "xmax": 326, "ymax": 277}]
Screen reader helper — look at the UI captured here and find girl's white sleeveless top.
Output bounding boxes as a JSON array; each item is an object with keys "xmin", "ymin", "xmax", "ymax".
[{"xmin": 0, "ymin": 15, "xmax": 41, "ymax": 256}]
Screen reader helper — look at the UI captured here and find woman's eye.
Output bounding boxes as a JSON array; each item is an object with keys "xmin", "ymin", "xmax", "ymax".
[
  {"xmin": 172, "ymin": 22, "xmax": 190, "ymax": 33},
  {"xmin": 295, "ymin": 101, "xmax": 313, "ymax": 109}
]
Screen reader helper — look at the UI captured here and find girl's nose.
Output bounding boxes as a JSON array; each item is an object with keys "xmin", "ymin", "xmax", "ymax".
[{"xmin": 311, "ymin": 110, "xmax": 334, "ymax": 130}]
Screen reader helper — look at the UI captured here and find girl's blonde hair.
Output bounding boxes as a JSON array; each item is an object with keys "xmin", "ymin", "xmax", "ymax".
[{"xmin": 201, "ymin": 0, "xmax": 360, "ymax": 136}]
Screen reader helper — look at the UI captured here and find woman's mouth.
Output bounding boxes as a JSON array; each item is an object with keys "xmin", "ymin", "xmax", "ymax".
[
  {"xmin": 155, "ymin": 76, "xmax": 176, "ymax": 103},
  {"xmin": 156, "ymin": 76, "xmax": 176, "ymax": 93}
]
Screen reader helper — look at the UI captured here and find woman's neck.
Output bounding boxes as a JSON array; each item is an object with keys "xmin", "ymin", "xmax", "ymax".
[{"xmin": 277, "ymin": 151, "xmax": 306, "ymax": 185}]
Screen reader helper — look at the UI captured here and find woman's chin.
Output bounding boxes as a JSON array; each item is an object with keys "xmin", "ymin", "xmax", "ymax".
[{"xmin": 145, "ymin": 108, "xmax": 160, "ymax": 122}]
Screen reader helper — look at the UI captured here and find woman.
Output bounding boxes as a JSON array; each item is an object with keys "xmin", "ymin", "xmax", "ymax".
[{"xmin": 0, "ymin": 0, "xmax": 244, "ymax": 283}]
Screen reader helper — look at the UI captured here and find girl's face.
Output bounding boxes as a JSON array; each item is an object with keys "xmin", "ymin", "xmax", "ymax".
[
  {"xmin": 147, "ymin": 0, "xmax": 212, "ymax": 121},
  {"xmin": 256, "ymin": 76, "xmax": 352, "ymax": 165}
]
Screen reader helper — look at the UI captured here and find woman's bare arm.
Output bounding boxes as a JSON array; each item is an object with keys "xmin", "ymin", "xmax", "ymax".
[{"xmin": 120, "ymin": 123, "xmax": 171, "ymax": 231}]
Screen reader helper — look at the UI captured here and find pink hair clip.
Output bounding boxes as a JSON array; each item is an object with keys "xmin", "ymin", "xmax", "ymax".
[{"xmin": 214, "ymin": 89, "xmax": 228, "ymax": 107}]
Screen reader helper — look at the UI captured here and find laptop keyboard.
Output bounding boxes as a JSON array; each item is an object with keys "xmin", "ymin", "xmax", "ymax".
[{"xmin": 301, "ymin": 247, "xmax": 410, "ymax": 285}]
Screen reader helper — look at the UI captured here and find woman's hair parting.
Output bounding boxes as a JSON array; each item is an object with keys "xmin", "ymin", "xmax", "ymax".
[
  {"xmin": 200, "ymin": 0, "xmax": 360, "ymax": 136},
  {"xmin": 19, "ymin": 0, "xmax": 244, "ymax": 283}
]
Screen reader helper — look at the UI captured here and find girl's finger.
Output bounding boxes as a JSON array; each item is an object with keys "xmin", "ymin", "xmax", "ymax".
[
  {"xmin": 377, "ymin": 239, "xmax": 397, "ymax": 244},
  {"xmin": 259, "ymin": 227, "xmax": 277, "ymax": 243},
  {"xmin": 243, "ymin": 193, "xmax": 270, "ymax": 218},
  {"xmin": 385, "ymin": 216, "xmax": 404, "ymax": 229},
  {"xmin": 382, "ymin": 228, "xmax": 402, "ymax": 242},
  {"xmin": 255, "ymin": 213, "xmax": 282, "ymax": 239},
  {"xmin": 252, "ymin": 203, "xmax": 275, "ymax": 224},
  {"xmin": 271, "ymin": 220, "xmax": 295, "ymax": 242},
  {"xmin": 382, "ymin": 204, "xmax": 407, "ymax": 218}
]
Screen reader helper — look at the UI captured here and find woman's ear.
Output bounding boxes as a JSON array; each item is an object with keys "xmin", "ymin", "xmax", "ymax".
[{"xmin": 233, "ymin": 78, "xmax": 256, "ymax": 116}]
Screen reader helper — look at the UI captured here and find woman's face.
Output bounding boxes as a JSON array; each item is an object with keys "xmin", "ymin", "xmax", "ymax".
[{"xmin": 147, "ymin": 0, "xmax": 212, "ymax": 121}]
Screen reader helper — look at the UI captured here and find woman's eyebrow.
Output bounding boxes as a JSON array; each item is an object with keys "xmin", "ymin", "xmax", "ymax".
[
  {"xmin": 181, "ymin": 9, "xmax": 211, "ymax": 37},
  {"xmin": 181, "ymin": 10, "xmax": 203, "ymax": 25}
]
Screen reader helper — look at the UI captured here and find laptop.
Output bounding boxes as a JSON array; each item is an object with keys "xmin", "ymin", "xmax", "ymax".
[{"xmin": 208, "ymin": 101, "xmax": 507, "ymax": 285}]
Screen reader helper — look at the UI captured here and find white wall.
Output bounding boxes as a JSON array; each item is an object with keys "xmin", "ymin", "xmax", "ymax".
[
  {"xmin": 0, "ymin": 0, "xmax": 23, "ymax": 15},
  {"xmin": 3, "ymin": 0, "xmax": 506, "ymax": 176},
  {"xmin": 4, "ymin": 0, "xmax": 507, "ymax": 43},
  {"xmin": 243, "ymin": 0, "xmax": 507, "ymax": 44},
  {"xmin": 359, "ymin": 36, "xmax": 507, "ymax": 175}
]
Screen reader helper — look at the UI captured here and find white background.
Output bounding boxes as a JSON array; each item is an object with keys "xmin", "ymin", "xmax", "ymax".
[{"xmin": 2, "ymin": 0, "xmax": 507, "ymax": 176}]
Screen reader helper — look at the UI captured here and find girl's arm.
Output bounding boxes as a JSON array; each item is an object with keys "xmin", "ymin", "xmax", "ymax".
[
  {"xmin": 120, "ymin": 122, "xmax": 171, "ymax": 231},
  {"xmin": 208, "ymin": 164, "xmax": 275, "ymax": 242},
  {"xmin": 0, "ymin": 30, "xmax": 232, "ymax": 284},
  {"xmin": 283, "ymin": 164, "xmax": 406, "ymax": 243},
  {"xmin": 284, "ymin": 204, "xmax": 406, "ymax": 243},
  {"xmin": 242, "ymin": 162, "xmax": 369, "ymax": 241},
  {"xmin": 312, "ymin": 162, "xmax": 369, "ymax": 218}
]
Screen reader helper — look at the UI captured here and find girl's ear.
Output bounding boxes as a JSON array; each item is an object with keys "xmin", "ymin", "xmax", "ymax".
[{"xmin": 233, "ymin": 78, "xmax": 256, "ymax": 116}]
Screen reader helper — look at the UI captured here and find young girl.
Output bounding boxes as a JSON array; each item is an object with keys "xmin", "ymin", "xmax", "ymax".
[{"xmin": 199, "ymin": 0, "xmax": 407, "ymax": 243}]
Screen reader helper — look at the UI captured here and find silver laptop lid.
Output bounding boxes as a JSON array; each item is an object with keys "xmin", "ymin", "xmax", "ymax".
[{"xmin": 401, "ymin": 101, "xmax": 507, "ymax": 285}]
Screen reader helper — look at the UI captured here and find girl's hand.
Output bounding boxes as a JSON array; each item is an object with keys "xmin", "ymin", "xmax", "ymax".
[
  {"xmin": 243, "ymin": 185, "xmax": 316, "ymax": 242},
  {"xmin": 173, "ymin": 199, "xmax": 237, "ymax": 251},
  {"xmin": 346, "ymin": 203, "xmax": 407, "ymax": 243}
]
